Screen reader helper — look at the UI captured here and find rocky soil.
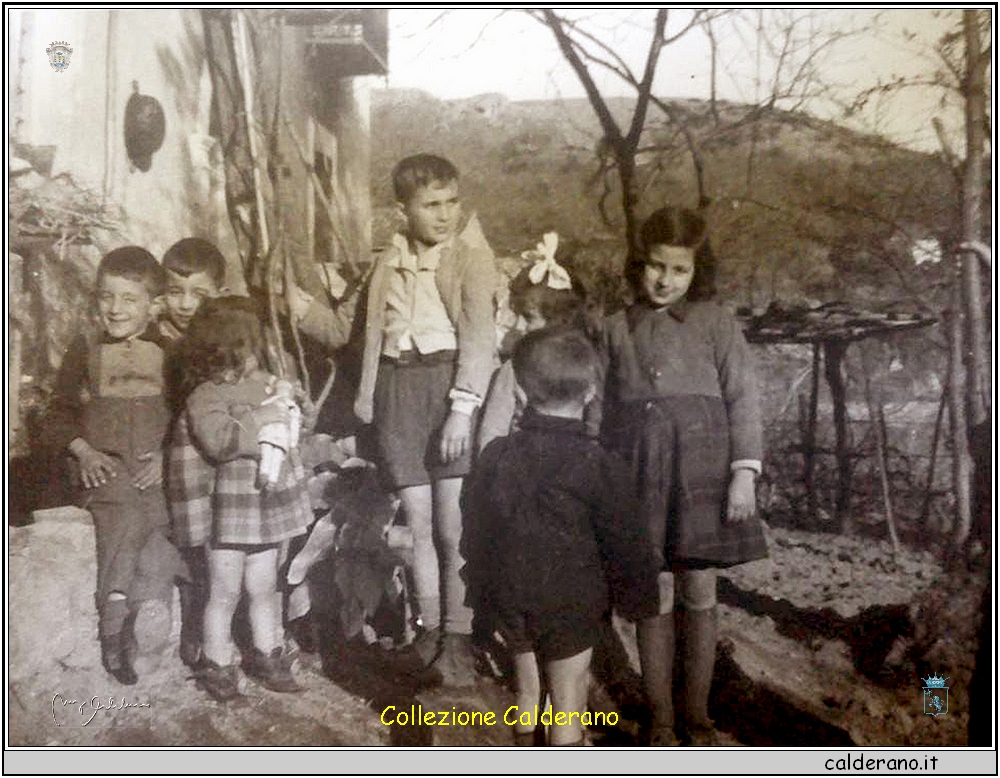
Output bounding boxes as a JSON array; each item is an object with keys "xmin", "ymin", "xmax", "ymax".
[{"xmin": 8, "ymin": 511, "xmax": 988, "ymax": 748}]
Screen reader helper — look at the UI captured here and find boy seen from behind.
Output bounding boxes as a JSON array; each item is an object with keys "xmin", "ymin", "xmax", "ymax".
[{"xmin": 461, "ymin": 328, "xmax": 659, "ymax": 745}]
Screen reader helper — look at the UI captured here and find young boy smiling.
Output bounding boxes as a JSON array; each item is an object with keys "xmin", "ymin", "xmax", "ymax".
[
  {"xmin": 49, "ymin": 246, "xmax": 178, "ymax": 685},
  {"xmin": 160, "ymin": 237, "xmax": 228, "ymax": 340}
]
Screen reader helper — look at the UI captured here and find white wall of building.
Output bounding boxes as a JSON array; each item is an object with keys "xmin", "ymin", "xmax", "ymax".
[{"xmin": 10, "ymin": 8, "xmax": 239, "ymax": 278}]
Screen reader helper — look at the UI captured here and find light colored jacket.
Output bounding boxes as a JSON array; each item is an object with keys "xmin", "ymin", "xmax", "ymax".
[{"xmin": 299, "ymin": 231, "xmax": 499, "ymax": 424}]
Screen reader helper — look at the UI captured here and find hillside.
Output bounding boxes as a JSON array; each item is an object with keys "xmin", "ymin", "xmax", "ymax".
[{"xmin": 370, "ymin": 88, "xmax": 956, "ymax": 310}]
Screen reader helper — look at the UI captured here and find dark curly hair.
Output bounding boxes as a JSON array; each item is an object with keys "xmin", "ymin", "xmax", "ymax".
[
  {"xmin": 178, "ymin": 296, "xmax": 267, "ymax": 401},
  {"xmin": 627, "ymin": 206, "xmax": 717, "ymax": 301}
]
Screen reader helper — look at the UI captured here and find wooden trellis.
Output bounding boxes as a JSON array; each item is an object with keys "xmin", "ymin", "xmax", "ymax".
[{"xmin": 743, "ymin": 301, "xmax": 936, "ymax": 541}]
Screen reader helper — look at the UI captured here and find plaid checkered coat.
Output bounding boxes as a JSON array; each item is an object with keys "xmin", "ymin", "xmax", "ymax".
[
  {"xmin": 179, "ymin": 372, "xmax": 312, "ymax": 546},
  {"xmin": 166, "ymin": 410, "xmax": 215, "ymax": 547}
]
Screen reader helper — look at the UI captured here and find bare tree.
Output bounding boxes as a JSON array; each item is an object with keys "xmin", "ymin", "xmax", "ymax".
[
  {"xmin": 525, "ymin": 9, "xmax": 704, "ymax": 261},
  {"xmin": 959, "ymin": 10, "xmax": 990, "ymax": 427},
  {"xmin": 848, "ymin": 10, "xmax": 991, "ymax": 550}
]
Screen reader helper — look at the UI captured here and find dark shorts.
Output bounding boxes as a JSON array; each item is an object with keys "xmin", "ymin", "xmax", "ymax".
[
  {"xmin": 373, "ymin": 352, "xmax": 474, "ymax": 489},
  {"xmin": 497, "ymin": 604, "xmax": 602, "ymax": 663}
]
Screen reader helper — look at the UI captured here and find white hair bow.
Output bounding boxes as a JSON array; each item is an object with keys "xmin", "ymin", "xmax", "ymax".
[{"xmin": 524, "ymin": 232, "xmax": 572, "ymax": 290}]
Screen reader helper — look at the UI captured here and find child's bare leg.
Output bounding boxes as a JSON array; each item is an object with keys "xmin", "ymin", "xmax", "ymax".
[
  {"xmin": 274, "ymin": 541, "xmax": 289, "ymax": 648},
  {"xmin": 240, "ymin": 546, "xmax": 300, "ymax": 693},
  {"xmin": 512, "ymin": 651, "xmax": 544, "ymax": 744},
  {"xmin": 430, "ymin": 477, "xmax": 476, "ymax": 685},
  {"xmin": 203, "ymin": 547, "xmax": 245, "ymax": 665},
  {"xmin": 399, "ymin": 484, "xmax": 440, "ymax": 630},
  {"xmin": 243, "ymin": 546, "xmax": 280, "ymax": 653},
  {"xmin": 545, "ymin": 647, "xmax": 593, "ymax": 746},
  {"xmin": 433, "ymin": 476, "xmax": 473, "ymax": 635}
]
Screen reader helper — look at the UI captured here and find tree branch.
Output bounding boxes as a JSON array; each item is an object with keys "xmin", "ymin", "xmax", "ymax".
[
  {"xmin": 625, "ymin": 9, "xmax": 668, "ymax": 148},
  {"xmin": 561, "ymin": 16, "xmax": 638, "ymax": 85},
  {"xmin": 536, "ymin": 9, "xmax": 624, "ymax": 147}
]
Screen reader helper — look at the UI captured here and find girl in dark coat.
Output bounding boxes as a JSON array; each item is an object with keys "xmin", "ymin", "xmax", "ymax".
[{"xmin": 601, "ymin": 206, "xmax": 768, "ymax": 745}]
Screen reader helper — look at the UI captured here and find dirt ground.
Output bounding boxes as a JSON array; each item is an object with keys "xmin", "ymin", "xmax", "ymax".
[
  {"xmin": 714, "ymin": 525, "xmax": 986, "ymax": 747},
  {"xmin": 8, "ymin": 518, "xmax": 988, "ymax": 748}
]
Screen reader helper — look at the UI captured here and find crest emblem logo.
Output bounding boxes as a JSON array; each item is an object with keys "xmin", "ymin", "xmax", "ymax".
[
  {"xmin": 922, "ymin": 674, "xmax": 949, "ymax": 717},
  {"xmin": 46, "ymin": 41, "xmax": 73, "ymax": 73}
]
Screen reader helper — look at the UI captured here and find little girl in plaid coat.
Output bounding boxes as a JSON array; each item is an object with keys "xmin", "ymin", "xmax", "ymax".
[{"xmin": 174, "ymin": 296, "xmax": 312, "ymax": 701}]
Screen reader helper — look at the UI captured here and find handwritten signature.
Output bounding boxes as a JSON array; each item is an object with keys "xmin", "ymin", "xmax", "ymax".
[{"xmin": 51, "ymin": 693, "xmax": 151, "ymax": 727}]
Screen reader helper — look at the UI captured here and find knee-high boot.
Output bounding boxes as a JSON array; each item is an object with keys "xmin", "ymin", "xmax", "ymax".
[
  {"xmin": 179, "ymin": 546, "xmax": 208, "ymax": 667},
  {"xmin": 178, "ymin": 579, "xmax": 204, "ymax": 667},
  {"xmin": 637, "ymin": 612, "xmax": 677, "ymax": 745}
]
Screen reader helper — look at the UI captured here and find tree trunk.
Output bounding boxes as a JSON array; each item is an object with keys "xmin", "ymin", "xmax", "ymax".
[
  {"xmin": 860, "ymin": 349, "xmax": 899, "ymax": 555},
  {"xmin": 619, "ymin": 151, "xmax": 641, "ymax": 265},
  {"xmin": 945, "ymin": 304, "xmax": 973, "ymax": 547},
  {"xmin": 920, "ymin": 384, "xmax": 948, "ymax": 532},
  {"xmin": 961, "ymin": 10, "xmax": 989, "ymax": 426}
]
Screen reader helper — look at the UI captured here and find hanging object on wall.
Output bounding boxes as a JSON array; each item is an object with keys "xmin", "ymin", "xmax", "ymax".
[{"xmin": 124, "ymin": 81, "xmax": 165, "ymax": 172}]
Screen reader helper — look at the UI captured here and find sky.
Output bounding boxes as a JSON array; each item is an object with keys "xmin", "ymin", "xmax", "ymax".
[{"xmin": 377, "ymin": 8, "xmax": 987, "ymax": 153}]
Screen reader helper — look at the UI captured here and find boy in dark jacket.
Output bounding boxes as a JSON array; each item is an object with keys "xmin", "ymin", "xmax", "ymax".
[
  {"xmin": 461, "ymin": 327, "xmax": 659, "ymax": 746},
  {"xmin": 48, "ymin": 246, "xmax": 179, "ymax": 684}
]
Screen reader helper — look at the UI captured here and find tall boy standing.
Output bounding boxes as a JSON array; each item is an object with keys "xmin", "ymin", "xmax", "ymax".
[
  {"xmin": 291, "ymin": 154, "xmax": 498, "ymax": 686},
  {"xmin": 48, "ymin": 247, "xmax": 177, "ymax": 684}
]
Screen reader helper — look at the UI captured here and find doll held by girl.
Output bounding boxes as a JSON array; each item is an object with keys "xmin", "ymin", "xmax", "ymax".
[{"xmin": 176, "ymin": 296, "xmax": 313, "ymax": 700}]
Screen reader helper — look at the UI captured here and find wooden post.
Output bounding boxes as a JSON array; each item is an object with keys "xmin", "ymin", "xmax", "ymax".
[
  {"xmin": 232, "ymin": 11, "xmax": 270, "ymax": 259},
  {"xmin": 823, "ymin": 339, "xmax": 852, "ymax": 534},
  {"xmin": 803, "ymin": 342, "xmax": 822, "ymax": 523},
  {"xmin": 311, "ymin": 74, "xmax": 371, "ymax": 275},
  {"xmin": 306, "ymin": 114, "xmax": 316, "ymax": 268},
  {"xmin": 9, "ymin": 329, "xmax": 22, "ymax": 455},
  {"xmin": 920, "ymin": 385, "xmax": 948, "ymax": 532},
  {"xmin": 860, "ymin": 346, "xmax": 900, "ymax": 555},
  {"xmin": 332, "ymin": 76, "xmax": 372, "ymax": 270}
]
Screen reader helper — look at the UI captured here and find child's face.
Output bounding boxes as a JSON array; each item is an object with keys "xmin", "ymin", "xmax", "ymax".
[
  {"xmin": 97, "ymin": 275, "xmax": 157, "ymax": 340},
  {"xmin": 399, "ymin": 180, "xmax": 460, "ymax": 247},
  {"xmin": 521, "ymin": 305, "xmax": 548, "ymax": 333},
  {"xmin": 164, "ymin": 269, "xmax": 221, "ymax": 332},
  {"xmin": 642, "ymin": 245, "xmax": 695, "ymax": 308}
]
